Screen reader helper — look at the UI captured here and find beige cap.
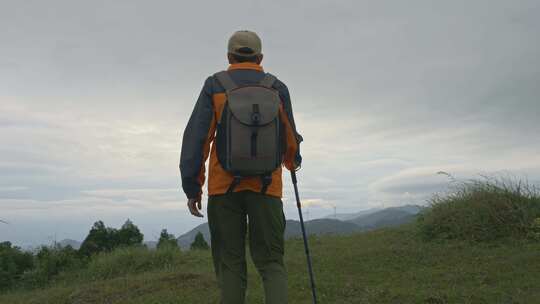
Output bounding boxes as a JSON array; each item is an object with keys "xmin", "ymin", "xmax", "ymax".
[{"xmin": 228, "ymin": 30, "xmax": 262, "ymax": 57}]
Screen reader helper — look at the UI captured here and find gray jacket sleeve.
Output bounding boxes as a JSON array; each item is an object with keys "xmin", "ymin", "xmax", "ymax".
[
  {"xmin": 275, "ymin": 81, "xmax": 303, "ymax": 167},
  {"xmin": 180, "ymin": 77, "xmax": 214, "ymax": 199}
]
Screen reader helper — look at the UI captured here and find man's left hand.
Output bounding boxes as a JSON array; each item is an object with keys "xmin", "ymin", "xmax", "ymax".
[{"xmin": 187, "ymin": 196, "xmax": 204, "ymax": 218}]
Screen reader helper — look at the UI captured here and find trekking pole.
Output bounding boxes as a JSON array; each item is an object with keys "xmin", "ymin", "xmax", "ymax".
[{"xmin": 291, "ymin": 170, "xmax": 318, "ymax": 304}]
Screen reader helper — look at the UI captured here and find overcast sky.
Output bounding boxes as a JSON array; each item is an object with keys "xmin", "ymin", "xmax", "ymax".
[{"xmin": 1, "ymin": 0, "xmax": 539, "ymax": 247}]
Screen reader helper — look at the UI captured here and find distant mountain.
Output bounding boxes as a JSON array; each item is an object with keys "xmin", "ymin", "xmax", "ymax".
[
  {"xmin": 325, "ymin": 207, "xmax": 382, "ymax": 221},
  {"xmin": 57, "ymin": 239, "xmax": 81, "ymax": 249},
  {"xmin": 176, "ymin": 223, "xmax": 210, "ymax": 250},
  {"xmin": 175, "ymin": 205, "xmax": 424, "ymax": 249},
  {"xmin": 176, "ymin": 219, "xmax": 362, "ymax": 249},
  {"xmin": 285, "ymin": 219, "xmax": 362, "ymax": 238},
  {"xmin": 390, "ymin": 205, "xmax": 423, "ymax": 214},
  {"xmin": 346, "ymin": 205, "xmax": 423, "ymax": 229}
]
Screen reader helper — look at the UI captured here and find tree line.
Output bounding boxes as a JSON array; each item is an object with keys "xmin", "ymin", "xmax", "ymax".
[{"xmin": 0, "ymin": 219, "xmax": 208, "ymax": 291}]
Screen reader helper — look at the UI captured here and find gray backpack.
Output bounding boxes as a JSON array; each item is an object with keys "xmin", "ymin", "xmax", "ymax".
[{"xmin": 214, "ymin": 71, "xmax": 284, "ymax": 194}]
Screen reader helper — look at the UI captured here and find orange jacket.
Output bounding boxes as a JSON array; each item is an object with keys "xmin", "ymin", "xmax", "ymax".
[{"xmin": 180, "ymin": 62, "xmax": 302, "ymax": 198}]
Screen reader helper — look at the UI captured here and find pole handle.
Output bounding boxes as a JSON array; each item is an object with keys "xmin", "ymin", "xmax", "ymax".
[{"xmin": 291, "ymin": 170, "xmax": 298, "ymax": 185}]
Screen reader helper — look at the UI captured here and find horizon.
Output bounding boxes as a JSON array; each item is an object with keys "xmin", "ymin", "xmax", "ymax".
[
  {"xmin": 14, "ymin": 203, "xmax": 423, "ymax": 250},
  {"xmin": 2, "ymin": 0, "xmax": 540, "ymax": 247},
  {"xmin": 6, "ymin": 204, "xmax": 417, "ymax": 249}
]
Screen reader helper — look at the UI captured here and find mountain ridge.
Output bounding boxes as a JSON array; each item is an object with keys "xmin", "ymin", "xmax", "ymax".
[{"xmin": 175, "ymin": 205, "xmax": 423, "ymax": 249}]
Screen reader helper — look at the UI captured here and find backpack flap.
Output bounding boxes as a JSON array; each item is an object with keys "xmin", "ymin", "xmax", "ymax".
[{"xmin": 226, "ymin": 87, "xmax": 280, "ymax": 126}]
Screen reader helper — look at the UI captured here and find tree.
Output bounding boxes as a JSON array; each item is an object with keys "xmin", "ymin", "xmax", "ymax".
[
  {"xmin": 79, "ymin": 220, "xmax": 144, "ymax": 256},
  {"xmin": 157, "ymin": 229, "xmax": 178, "ymax": 249},
  {"xmin": 116, "ymin": 219, "xmax": 144, "ymax": 247},
  {"xmin": 190, "ymin": 232, "xmax": 209, "ymax": 250},
  {"xmin": 79, "ymin": 221, "xmax": 115, "ymax": 256}
]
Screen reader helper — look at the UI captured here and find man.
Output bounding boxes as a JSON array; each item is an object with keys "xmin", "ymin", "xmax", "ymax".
[{"xmin": 180, "ymin": 30, "xmax": 302, "ymax": 304}]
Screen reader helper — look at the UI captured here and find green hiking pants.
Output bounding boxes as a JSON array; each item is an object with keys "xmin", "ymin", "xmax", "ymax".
[{"xmin": 207, "ymin": 190, "xmax": 287, "ymax": 304}]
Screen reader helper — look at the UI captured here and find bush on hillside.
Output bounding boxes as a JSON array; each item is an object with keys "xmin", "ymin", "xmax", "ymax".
[
  {"xmin": 20, "ymin": 245, "xmax": 84, "ymax": 287},
  {"xmin": 0, "ymin": 242, "xmax": 34, "ymax": 291},
  {"xmin": 418, "ymin": 177, "xmax": 540, "ymax": 242},
  {"xmin": 529, "ymin": 218, "xmax": 540, "ymax": 240}
]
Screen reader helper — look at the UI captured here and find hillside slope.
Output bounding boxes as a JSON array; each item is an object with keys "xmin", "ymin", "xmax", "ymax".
[
  {"xmin": 324, "ymin": 207, "xmax": 382, "ymax": 221},
  {"xmin": 285, "ymin": 218, "xmax": 362, "ymax": 238},
  {"xmin": 2, "ymin": 225, "xmax": 539, "ymax": 304},
  {"xmin": 347, "ymin": 206, "xmax": 421, "ymax": 229}
]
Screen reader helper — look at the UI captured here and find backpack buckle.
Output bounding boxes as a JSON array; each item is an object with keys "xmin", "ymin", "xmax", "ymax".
[{"xmin": 251, "ymin": 104, "xmax": 261, "ymax": 125}]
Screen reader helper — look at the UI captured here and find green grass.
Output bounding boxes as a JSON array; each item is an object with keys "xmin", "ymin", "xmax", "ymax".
[
  {"xmin": 418, "ymin": 177, "xmax": 540, "ymax": 242},
  {"xmin": 1, "ymin": 225, "xmax": 539, "ymax": 304}
]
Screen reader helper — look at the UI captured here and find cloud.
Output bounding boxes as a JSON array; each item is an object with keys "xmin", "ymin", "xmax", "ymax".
[
  {"xmin": 368, "ymin": 163, "xmax": 540, "ymax": 206},
  {"xmin": 80, "ymin": 188, "xmax": 181, "ymax": 205},
  {"xmin": 298, "ymin": 198, "xmax": 336, "ymax": 209},
  {"xmin": 0, "ymin": 186, "xmax": 27, "ymax": 192}
]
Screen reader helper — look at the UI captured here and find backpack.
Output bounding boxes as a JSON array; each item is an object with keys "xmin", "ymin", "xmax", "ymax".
[{"xmin": 214, "ymin": 71, "xmax": 284, "ymax": 194}]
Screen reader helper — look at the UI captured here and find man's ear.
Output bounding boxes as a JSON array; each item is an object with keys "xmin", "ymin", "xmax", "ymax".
[
  {"xmin": 227, "ymin": 53, "xmax": 236, "ymax": 64},
  {"xmin": 256, "ymin": 54, "xmax": 264, "ymax": 64}
]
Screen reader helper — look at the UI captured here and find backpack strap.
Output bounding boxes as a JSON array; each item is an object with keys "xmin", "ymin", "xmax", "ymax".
[
  {"xmin": 260, "ymin": 174, "xmax": 272, "ymax": 195},
  {"xmin": 214, "ymin": 71, "xmax": 238, "ymax": 92},
  {"xmin": 259, "ymin": 73, "xmax": 277, "ymax": 88},
  {"xmin": 227, "ymin": 175, "xmax": 243, "ymax": 194}
]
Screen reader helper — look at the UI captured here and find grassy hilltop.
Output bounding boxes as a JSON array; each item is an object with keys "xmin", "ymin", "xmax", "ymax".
[{"xmin": 1, "ymin": 178, "xmax": 540, "ymax": 304}]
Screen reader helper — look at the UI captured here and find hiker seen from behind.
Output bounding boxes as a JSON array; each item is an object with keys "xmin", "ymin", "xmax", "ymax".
[{"xmin": 180, "ymin": 30, "xmax": 302, "ymax": 304}]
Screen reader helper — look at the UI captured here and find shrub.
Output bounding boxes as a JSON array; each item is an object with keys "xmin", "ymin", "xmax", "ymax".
[
  {"xmin": 19, "ymin": 245, "xmax": 84, "ymax": 288},
  {"xmin": 0, "ymin": 242, "xmax": 34, "ymax": 291},
  {"xmin": 418, "ymin": 177, "xmax": 540, "ymax": 242},
  {"xmin": 190, "ymin": 232, "xmax": 209, "ymax": 250},
  {"xmin": 529, "ymin": 218, "xmax": 540, "ymax": 241}
]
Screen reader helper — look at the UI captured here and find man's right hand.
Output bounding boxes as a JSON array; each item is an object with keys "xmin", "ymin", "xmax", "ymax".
[{"xmin": 187, "ymin": 196, "xmax": 204, "ymax": 218}]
